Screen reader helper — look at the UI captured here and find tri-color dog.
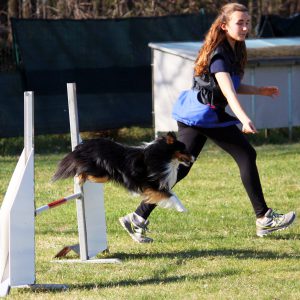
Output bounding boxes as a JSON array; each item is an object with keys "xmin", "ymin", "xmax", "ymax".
[{"xmin": 53, "ymin": 132, "xmax": 194, "ymax": 210}]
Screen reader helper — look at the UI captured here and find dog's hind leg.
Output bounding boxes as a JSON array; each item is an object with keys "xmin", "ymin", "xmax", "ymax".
[
  {"xmin": 142, "ymin": 188, "xmax": 172, "ymax": 204},
  {"xmin": 142, "ymin": 188, "xmax": 187, "ymax": 212},
  {"xmin": 77, "ymin": 173, "xmax": 87, "ymax": 186},
  {"xmin": 76, "ymin": 174, "xmax": 109, "ymax": 185},
  {"xmin": 86, "ymin": 175, "xmax": 109, "ymax": 183}
]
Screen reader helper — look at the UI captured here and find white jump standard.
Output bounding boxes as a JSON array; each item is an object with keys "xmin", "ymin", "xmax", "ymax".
[
  {"xmin": 0, "ymin": 92, "xmax": 36, "ymax": 296},
  {"xmin": 0, "ymin": 84, "xmax": 120, "ymax": 297}
]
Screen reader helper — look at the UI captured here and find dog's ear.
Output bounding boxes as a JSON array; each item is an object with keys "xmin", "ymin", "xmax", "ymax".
[{"xmin": 166, "ymin": 131, "xmax": 177, "ymax": 144}]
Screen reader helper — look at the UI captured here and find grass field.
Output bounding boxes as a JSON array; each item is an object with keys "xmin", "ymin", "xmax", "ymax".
[{"xmin": 0, "ymin": 141, "xmax": 299, "ymax": 299}]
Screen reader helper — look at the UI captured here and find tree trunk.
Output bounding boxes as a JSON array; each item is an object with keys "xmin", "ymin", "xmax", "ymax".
[
  {"xmin": 22, "ymin": 0, "xmax": 32, "ymax": 18},
  {"xmin": 7, "ymin": 0, "xmax": 19, "ymax": 43},
  {"xmin": 92, "ymin": 0, "xmax": 101, "ymax": 17}
]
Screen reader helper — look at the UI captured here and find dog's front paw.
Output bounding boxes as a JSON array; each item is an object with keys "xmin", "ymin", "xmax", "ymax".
[{"xmin": 157, "ymin": 194, "xmax": 187, "ymax": 212}]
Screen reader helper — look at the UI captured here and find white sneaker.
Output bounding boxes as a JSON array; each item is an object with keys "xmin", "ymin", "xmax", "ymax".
[
  {"xmin": 256, "ymin": 208, "xmax": 296, "ymax": 237},
  {"xmin": 119, "ymin": 213, "xmax": 153, "ymax": 243}
]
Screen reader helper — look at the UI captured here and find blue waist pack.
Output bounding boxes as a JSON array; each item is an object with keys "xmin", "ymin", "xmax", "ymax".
[{"xmin": 172, "ymin": 89, "xmax": 240, "ymax": 128}]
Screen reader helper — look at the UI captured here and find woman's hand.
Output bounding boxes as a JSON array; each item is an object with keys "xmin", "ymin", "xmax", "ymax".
[
  {"xmin": 258, "ymin": 86, "xmax": 280, "ymax": 98},
  {"xmin": 242, "ymin": 121, "xmax": 257, "ymax": 134},
  {"xmin": 242, "ymin": 119, "xmax": 257, "ymax": 134}
]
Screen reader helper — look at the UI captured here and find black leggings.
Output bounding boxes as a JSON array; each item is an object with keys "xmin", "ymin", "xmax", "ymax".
[{"xmin": 135, "ymin": 122, "xmax": 269, "ymax": 219}]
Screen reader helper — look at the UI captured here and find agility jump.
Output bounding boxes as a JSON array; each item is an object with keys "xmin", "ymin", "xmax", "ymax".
[{"xmin": 0, "ymin": 83, "xmax": 120, "ymax": 297}]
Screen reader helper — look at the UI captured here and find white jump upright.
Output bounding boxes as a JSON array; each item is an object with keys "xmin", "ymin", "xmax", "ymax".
[
  {"xmin": 37, "ymin": 83, "xmax": 117, "ymax": 263},
  {"xmin": 0, "ymin": 92, "xmax": 35, "ymax": 296},
  {"xmin": 59, "ymin": 82, "xmax": 109, "ymax": 262}
]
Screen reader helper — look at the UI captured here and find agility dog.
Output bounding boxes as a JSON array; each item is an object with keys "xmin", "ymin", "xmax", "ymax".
[{"xmin": 53, "ymin": 132, "xmax": 194, "ymax": 210}]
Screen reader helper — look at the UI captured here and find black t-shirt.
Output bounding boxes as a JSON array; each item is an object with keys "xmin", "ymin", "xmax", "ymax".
[{"xmin": 209, "ymin": 56, "xmax": 241, "ymax": 91}]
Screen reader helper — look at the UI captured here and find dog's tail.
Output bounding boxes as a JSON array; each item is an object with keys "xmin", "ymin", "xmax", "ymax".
[{"xmin": 52, "ymin": 152, "xmax": 78, "ymax": 181}]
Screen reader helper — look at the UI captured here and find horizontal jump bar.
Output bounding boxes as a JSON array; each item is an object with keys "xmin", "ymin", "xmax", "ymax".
[{"xmin": 35, "ymin": 192, "xmax": 82, "ymax": 216}]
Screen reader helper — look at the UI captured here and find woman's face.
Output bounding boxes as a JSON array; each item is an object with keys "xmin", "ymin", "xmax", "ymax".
[{"xmin": 222, "ymin": 11, "xmax": 250, "ymax": 43}]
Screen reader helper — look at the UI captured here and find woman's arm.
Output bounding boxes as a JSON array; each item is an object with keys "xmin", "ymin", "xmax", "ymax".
[
  {"xmin": 215, "ymin": 72, "xmax": 257, "ymax": 134},
  {"xmin": 237, "ymin": 83, "xmax": 280, "ymax": 97}
]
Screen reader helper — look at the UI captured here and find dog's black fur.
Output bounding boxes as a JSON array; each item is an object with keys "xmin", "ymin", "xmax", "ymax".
[{"xmin": 52, "ymin": 132, "xmax": 193, "ymax": 204}]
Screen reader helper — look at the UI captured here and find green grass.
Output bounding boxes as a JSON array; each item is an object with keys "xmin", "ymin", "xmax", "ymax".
[
  {"xmin": 0, "ymin": 142, "xmax": 299, "ymax": 299},
  {"xmin": 0, "ymin": 126, "xmax": 300, "ymax": 156},
  {"xmin": 0, "ymin": 127, "xmax": 155, "ymax": 156}
]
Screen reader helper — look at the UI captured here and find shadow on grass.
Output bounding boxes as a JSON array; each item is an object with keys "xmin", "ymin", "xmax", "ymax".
[
  {"xmin": 21, "ymin": 263, "xmax": 241, "ymax": 294},
  {"xmin": 69, "ymin": 269, "xmax": 240, "ymax": 290},
  {"xmin": 23, "ymin": 270, "xmax": 238, "ymax": 293},
  {"xmin": 29, "ymin": 248, "xmax": 299, "ymax": 293},
  {"xmin": 111, "ymin": 247, "xmax": 300, "ymax": 261}
]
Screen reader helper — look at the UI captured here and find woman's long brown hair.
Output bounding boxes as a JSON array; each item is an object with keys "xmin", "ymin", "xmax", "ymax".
[{"xmin": 194, "ymin": 3, "xmax": 248, "ymax": 76}]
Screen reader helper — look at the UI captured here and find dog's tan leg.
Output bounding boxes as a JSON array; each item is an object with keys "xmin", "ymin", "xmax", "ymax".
[
  {"xmin": 77, "ymin": 174, "xmax": 87, "ymax": 186},
  {"xmin": 86, "ymin": 175, "xmax": 109, "ymax": 183},
  {"xmin": 142, "ymin": 188, "xmax": 171, "ymax": 204}
]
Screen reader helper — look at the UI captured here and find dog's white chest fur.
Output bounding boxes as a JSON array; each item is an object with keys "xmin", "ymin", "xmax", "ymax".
[{"xmin": 160, "ymin": 159, "xmax": 180, "ymax": 189}]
